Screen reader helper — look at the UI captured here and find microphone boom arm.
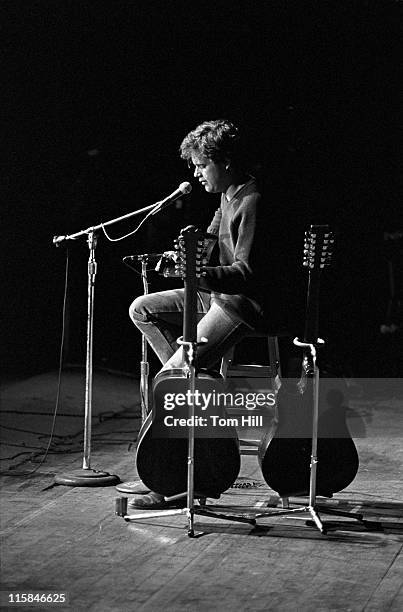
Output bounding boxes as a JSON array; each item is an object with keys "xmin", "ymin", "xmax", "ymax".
[
  {"xmin": 53, "ymin": 201, "xmax": 160, "ymax": 246},
  {"xmin": 53, "ymin": 182, "xmax": 192, "ymax": 246}
]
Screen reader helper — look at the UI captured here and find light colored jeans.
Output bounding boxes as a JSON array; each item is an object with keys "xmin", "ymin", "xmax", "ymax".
[{"xmin": 129, "ymin": 289, "xmax": 254, "ymax": 371}]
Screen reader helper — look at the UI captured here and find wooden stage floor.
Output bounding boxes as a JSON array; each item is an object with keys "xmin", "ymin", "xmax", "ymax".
[{"xmin": 0, "ymin": 370, "xmax": 402, "ymax": 611}]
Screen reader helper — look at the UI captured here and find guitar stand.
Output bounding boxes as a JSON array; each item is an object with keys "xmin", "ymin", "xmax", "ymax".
[
  {"xmin": 248, "ymin": 338, "xmax": 366, "ymax": 535},
  {"xmin": 116, "ymin": 338, "xmax": 256, "ymax": 537}
]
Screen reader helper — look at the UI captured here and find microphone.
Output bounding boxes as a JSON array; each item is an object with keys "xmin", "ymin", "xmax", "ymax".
[{"xmin": 151, "ymin": 182, "xmax": 192, "ymax": 215}]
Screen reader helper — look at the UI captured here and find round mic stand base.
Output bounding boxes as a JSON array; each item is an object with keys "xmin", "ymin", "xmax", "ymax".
[{"xmin": 55, "ymin": 468, "xmax": 120, "ymax": 487}]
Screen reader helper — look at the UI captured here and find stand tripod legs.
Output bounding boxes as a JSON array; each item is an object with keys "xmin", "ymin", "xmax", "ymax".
[
  {"xmin": 308, "ymin": 506, "xmax": 326, "ymax": 533},
  {"xmin": 115, "ymin": 496, "xmax": 257, "ymax": 534}
]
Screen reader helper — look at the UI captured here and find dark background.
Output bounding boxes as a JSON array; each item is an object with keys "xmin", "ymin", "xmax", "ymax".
[{"xmin": 2, "ymin": 0, "xmax": 402, "ymax": 379}]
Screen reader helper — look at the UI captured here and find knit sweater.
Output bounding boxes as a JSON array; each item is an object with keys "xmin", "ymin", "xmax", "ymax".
[{"xmin": 199, "ymin": 178, "xmax": 268, "ymax": 326}]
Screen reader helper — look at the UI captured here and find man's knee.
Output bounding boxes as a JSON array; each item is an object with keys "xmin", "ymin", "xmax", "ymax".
[{"xmin": 129, "ymin": 295, "xmax": 150, "ymax": 322}]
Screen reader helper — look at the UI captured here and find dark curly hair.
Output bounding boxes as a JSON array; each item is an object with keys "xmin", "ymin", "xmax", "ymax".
[{"xmin": 179, "ymin": 119, "xmax": 243, "ymax": 167}]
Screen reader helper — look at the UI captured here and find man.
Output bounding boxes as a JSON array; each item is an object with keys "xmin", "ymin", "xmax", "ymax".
[{"xmin": 128, "ymin": 119, "xmax": 269, "ymax": 508}]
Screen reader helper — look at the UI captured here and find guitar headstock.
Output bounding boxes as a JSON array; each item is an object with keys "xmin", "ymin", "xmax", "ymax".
[
  {"xmin": 303, "ymin": 224, "xmax": 334, "ymax": 271},
  {"xmin": 174, "ymin": 225, "xmax": 208, "ymax": 280}
]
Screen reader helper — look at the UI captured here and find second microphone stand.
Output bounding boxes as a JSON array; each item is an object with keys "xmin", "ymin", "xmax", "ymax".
[{"xmin": 116, "ymin": 253, "xmax": 161, "ymax": 494}]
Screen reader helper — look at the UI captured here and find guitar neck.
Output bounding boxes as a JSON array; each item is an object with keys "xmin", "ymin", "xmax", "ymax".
[
  {"xmin": 177, "ymin": 225, "xmax": 206, "ymax": 344},
  {"xmin": 183, "ymin": 279, "xmax": 198, "ymax": 343},
  {"xmin": 303, "ymin": 269, "xmax": 321, "ymax": 345},
  {"xmin": 298, "ymin": 224, "xmax": 334, "ymax": 376}
]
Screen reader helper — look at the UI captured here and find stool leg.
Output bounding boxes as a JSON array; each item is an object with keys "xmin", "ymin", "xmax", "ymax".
[
  {"xmin": 220, "ymin": 347, "xmax": 234, "ymax": 379},
  {"xmin": 267, "ymin": 336, "xmax": 281, "ymax": 378},
  {"xmin": 281, "ymin": 496, "xmax": 289, "ymax": 508}
]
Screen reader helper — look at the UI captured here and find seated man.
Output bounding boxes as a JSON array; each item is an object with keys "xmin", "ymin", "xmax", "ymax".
[{"xmin": 129, "ymin": 118, "xmax": 270, "ymax": 508}]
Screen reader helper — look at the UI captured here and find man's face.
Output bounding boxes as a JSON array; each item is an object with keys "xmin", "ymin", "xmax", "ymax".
[{"xmin": 191, "ymin": 153, "xmax": 229, "ymax": 194}]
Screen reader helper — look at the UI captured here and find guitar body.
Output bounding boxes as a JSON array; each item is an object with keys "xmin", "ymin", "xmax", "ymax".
[
  {"xmin": 258, "ymin": 225, "xmax": 359, "ymax": 498},
  {"xmin": 136, "ymin": 369, "xmax": 240, "ymax": 498},
  {"xmin": 258, "ymin": 377, "xmax": 359, "ymax": 497},
  {"xmin": 135, "ymin": 226, "xmax": 240, "ymax": 499}
]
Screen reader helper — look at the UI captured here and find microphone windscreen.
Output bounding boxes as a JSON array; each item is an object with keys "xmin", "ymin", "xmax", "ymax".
[{"xmin": 179, "ymin": 182, "xmax": 192, "ymax": 195}]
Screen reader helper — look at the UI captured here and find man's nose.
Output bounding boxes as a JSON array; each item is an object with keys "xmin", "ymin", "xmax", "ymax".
[{"xmin": 193, "ymin": 166, "xmax": 200, "ymax": 178}]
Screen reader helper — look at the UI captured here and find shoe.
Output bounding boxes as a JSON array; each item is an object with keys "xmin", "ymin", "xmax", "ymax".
[
  {"xmin": 115, "ymin": 480, "xmax": 150, "ymax": 494},
  {"xmin": 128, "ymin": 491, "xmax": 186, "ymax": 510}
]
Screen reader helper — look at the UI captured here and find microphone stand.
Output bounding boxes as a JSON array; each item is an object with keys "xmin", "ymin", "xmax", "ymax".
[
  {"xmin": 116, "ymin": 252, "xmax": 160, "ymax": 494},
  {"xmin": 53, "ymin": 200, "xmax": 162, "ymax": 487}
]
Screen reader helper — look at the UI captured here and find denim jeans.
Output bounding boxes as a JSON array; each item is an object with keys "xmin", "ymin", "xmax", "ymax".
[{"xmin": 129, "ymin": 289, "xmax": 254, "ymax": 371}]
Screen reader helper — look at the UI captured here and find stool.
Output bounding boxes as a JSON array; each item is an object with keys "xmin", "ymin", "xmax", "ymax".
[
  {"xmin": 220, "ymin": 328, "xmax": 290, "ymax": 455},
  {"xmin": 220, "ymin": 331, "xmax": 285, "ymax": 380}
]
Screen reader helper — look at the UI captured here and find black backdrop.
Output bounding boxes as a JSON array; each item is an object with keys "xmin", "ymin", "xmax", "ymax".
[{"xmin": 2, "ymin": 1, "xmax": 402, "ymax": 378}]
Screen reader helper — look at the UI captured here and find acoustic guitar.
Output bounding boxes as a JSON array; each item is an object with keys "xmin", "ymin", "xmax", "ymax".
[
  {"xmin": 135, "ymin": 225, "xmax": 240, "ymax": 498},
  {"xmin": 258, "ymin": 225, "xmax": 359, "ymax": 498}
]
